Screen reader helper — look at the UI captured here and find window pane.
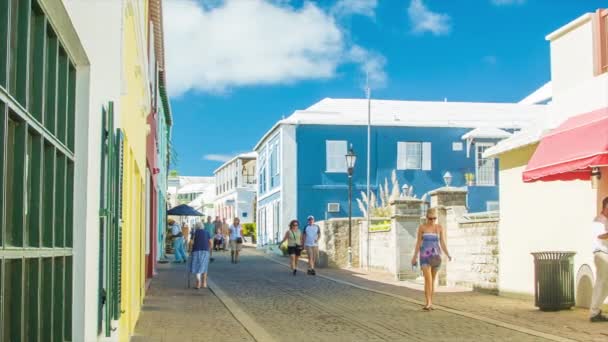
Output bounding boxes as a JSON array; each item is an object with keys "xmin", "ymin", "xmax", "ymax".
[
  {"xmin": 44, "ymin": 27, "xmax": 57, "ymax": 134},
  {"xmin": 67, "ymin": 63, "xmax": 75, "ymax": 150},
  {"xmin": 66, "ymin": 161, "xmax": 74, "ymax": 247},
  {"xmin": 6, "ymin": 114, "xmax": 26, "ymax": 247},
  {"xmin": 29, "ymin": 3, "xmax": 45, "ymax": 122},
  {"xmin": 41, "ymin": 257, "xmax": 53, "ymax": 339},
  {"xmin": 405, "ymin": 142, "xmax": 422, "ymax": 169},
  {"xmin": 27, "ymin": 132, "xmax": 42, "ymax": 247},
  {"xmin": 8, "ymin": 0, "xmax": 20, "ymax": 96},
  {"xmin": 0, "ymin": 103, "xmax": 5, "ymax": 246},
  {"xmin": 53, "ymin": 257, "xmax": 64, "ymax": 342},
  {"xmin": 0, "ymin": 0, "xmax": 9, "ymax": 88},
  {"xmin": 24, "ymin": 258, "xmax": 40, "ymax": 342},
  {"xmin": 14, "ymin": 0, "xmax": 30, "ymax": 106},
  {"xmin": 54, "ymin": 154, "xmax": 66, "ymax": 247},
  {"xmin": 42, "ymin": 142, "xmax": 55, "ymax": 247},
  {"xmin": 476, "ymin": 145, "xmax": 495, "ymax": 186},
  {"xmin": 3, "ymin": 258, "xmax": 23, "ymax": 342},
  {"xmin": 64, "ymin": 256, "xmax": 72, "ymax": 341},
  {"xmin": 57, "ymin": 48, "xmax": 67, "ymax": 144}
]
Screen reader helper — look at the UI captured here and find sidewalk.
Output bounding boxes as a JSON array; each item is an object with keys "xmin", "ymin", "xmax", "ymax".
[
  {"xmin": 263, "ymin": 250, "xmax": 608, "ymax": 342},
  {"xmin": 131, "ymin": 260, "xmax": 253, "ymax": 342}
]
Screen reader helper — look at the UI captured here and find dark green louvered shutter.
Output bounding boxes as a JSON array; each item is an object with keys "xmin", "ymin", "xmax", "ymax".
[
  {"xmin": 98, "ymin": 106, "xmax": 108, "ymax": 335},
  {"xmin": 113, "ymin": 128, "xmax": 124, "ymax": 320}
]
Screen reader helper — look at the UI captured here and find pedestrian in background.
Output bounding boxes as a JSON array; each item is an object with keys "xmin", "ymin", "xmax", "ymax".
[
  {"xmin": 171, "ymin": 221, "xmax": 187, "ymax": 263},
  {"xmin": 190, "ymin": 222, "xmax": 213, "ymax": 289},
  {"xmin": 411, "ymin": 208, "xmax": 451, "ymax": 310},
  {"xmin": 181, "ymin": 222, "xmax": 190, "ymax": 251},
  {"xmin": 303, "ymin": 215, "xmax": 321, "ymax": 275},
  {"xmin": 222, "ymin": 218, "xmax": 230, "ymax": 250},
  {"xmin": 229, "ymin": 218, "xmax": 244, "ymax": 264},
  {"xmin": 589, "ymin": 197, "xmax": 608, "ymax": 322},
  {"xmin": 279, "ymin": 220, "xmax": 303, "ymax": 276},
  {"xmin": 203, "ymin": 216, "xmax": 216, "ymax": 261}
]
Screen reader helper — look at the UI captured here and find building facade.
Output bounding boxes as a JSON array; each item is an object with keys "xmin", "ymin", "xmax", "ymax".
[
  {"xmin": 486, "ymin": 9, "xmax": 608, "ymax": 303},
  {"xmin": 0, "ymin": 0, "xmax": 89, "ymax": 340},
  {"xmin": 254, "ymin": 98, "xmax": 547, "ymax": 246},
  {"xmin": 214, "ymin": 152, "xmax": 257, "ymax": 223}
]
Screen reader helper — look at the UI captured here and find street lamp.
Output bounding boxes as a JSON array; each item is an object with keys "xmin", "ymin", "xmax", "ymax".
[{"xmin": 345, "ymin": 146, "xmax": 357, "ymax": 268}]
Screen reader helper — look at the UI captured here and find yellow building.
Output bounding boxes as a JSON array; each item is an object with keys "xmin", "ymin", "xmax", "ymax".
[
  {"xmin": 486, "ymin": 10, "xmax": 608, "ymax": 304},
  {"xmin": 119, "ymin": 0, "xmax": 151, "ymax": 339}
]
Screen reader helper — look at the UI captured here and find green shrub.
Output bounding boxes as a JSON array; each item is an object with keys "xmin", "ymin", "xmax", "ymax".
[{"xmin": 242, "ymin": 223, "xmax": 257, "ymax": 243}]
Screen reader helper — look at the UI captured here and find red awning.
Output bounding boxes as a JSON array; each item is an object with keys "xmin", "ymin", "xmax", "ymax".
[{"xmin": 523, "ymin": 107, "xmax": 608, "ymax": 182}]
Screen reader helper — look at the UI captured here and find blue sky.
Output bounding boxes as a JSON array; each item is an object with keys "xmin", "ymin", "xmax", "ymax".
[{"xmin": 164, "ymin": 0, "xmax": 605, "ymax": 176}]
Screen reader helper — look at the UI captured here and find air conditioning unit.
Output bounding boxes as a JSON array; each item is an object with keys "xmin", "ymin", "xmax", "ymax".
[{"xmin": 327, "ymin": 203, "xmax": 340, "ymax": 213}]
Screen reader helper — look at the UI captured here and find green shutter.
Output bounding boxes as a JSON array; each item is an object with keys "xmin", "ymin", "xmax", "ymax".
[
  {"xmin": 97, "ymin": 106, "xmax": 107, "ymax": 335},
  {"xmin": 114, "ymin": 129, "xmax": 124, "ymax": 320}
]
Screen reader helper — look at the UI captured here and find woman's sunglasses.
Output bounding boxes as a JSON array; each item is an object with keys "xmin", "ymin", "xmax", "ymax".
[{"xmin": 427, "ymin": 217, "xmax": 437, "ymax": 220}]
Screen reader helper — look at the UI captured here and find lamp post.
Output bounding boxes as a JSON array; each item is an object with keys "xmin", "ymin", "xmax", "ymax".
[{"xmin": 345, "ymin": 146, "xmax": 357, "ymax": 268}]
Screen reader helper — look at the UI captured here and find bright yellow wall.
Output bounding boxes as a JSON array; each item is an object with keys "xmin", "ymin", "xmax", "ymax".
[{"xmin": 119, "ymin": 1, "xmax": 149, "ymax": 340}]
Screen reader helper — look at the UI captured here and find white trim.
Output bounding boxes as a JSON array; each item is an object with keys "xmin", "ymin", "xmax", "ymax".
[{"xmin": 546, "ymin": 13, "xmax": 593, "ymax": 41}]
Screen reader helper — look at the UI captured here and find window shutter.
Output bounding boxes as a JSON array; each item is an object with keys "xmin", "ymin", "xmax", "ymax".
[
  {"xmin": 397, "ymin": 142, "xmax": 407, "ymax": 170},
  {"xmin": 114, "ymin": 129, "xmax": 124, "ymax": 320},
  {"xmin": 422, "ymin": 142, "xmax": 432, "ymax": 170}
]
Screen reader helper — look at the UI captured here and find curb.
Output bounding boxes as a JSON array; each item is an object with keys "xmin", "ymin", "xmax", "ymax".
[
  {"xmin": 263, "ymin": 254, "xmax": 576, "ymax": 342},
  {"xmin": 208, "ymin": 278, "xmax": 277, "ymax": 342}
]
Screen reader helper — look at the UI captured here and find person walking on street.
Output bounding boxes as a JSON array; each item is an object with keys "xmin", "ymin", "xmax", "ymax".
[
  {"xmin": 279, "ymin": 220, "xmax": 303, "ymax": 276},
  {"xmin": 590, "ymin": 197, "xmax": 608, "ymax": 322},
  {"xmin": 181, "ymin": 222, "xmax": 190, "ymax": 251},
  {"xmin": 204, "ymin": 216, "xmax": 216, "ymax": 261},
  {"xmin": 303, "ymin": 215, "xmax": 321, "ymax": 275},
  {"xmin": 190, "ymin": 222, "xmax": 213, "ymax": 289},
  {"xmin": 411, "ymin": 209, "xmax": 451, "ymax": 310},
  {"xmin": 222, "ymin": 218, "xmax": 230, "ymax": 251},
  {"xmin": 171, "ymin": 221, "xmax": 187, "ymax": 263},
  {"xmin": 229, "ymin": 218, "xmax": 244, "ymax": 264}
]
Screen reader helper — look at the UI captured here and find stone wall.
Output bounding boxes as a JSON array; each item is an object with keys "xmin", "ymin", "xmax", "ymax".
[
  {"xmin": 317, "ymin": 218, "xmax": 361, "ymax": 268},
  {"xmin": 445, "ymin": 210, "xmax": 499, "ymax": 293},
  {"xmin": 360, "ymin": 219, "xmax": 396, "ymax": 274}
]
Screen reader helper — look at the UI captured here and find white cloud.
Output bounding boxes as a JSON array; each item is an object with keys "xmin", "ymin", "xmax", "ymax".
[
  {"xmin": 164, "ymin": 0, "xmax": 386, "ymax": 96},
  {"xmin": 203, "ymin": 154, "xmax": 234, "ymax": 162},
  {"xmin": 331, "ymin": 0, "xmax": 378, "ymax": 18},
  {"xmin": 491, "ymin": 0, "xmax": 525, "ymax": 5},
  {"xmin": 348, "ymin": 45, "xmax": 387, "ymax": 88},
  {"xmin": 407, "ymin": 0, "xmax": 451, "ymax": 36}
]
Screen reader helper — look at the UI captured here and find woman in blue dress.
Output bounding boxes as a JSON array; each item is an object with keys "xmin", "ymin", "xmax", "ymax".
[
  {"xmin": 190, "ymin": 222, "xmax": 213, "ymax": 289},
  {"xmin": 411, "ymin": 209, "xmax": 452, "ymax": 310}
]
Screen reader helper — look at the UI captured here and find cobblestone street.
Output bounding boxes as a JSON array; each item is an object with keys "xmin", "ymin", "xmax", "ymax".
[{"xmin": 131, "ymin": 248, "xmax": 594, "ymax": 341}]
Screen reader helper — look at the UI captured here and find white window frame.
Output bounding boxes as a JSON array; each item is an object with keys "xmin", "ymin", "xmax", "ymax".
[
  {"xmin": 475, "ymin": 142, "xmax": 496, "ymax": 186},
  {"xmin": 397, "ymin": 142, "xmax": 431, "ymax": 170},
  {"xmin": 326, "ymin": 140, "xmax": 348, "ymax": 173}
]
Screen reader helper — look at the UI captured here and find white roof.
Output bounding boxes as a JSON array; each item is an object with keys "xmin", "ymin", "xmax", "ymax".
[
  {"xmin": 214, "ymin": 151, "xmax": 257, "ymax": 174},
  {"xmin": 254, "ymin": 98, "xmax": 547, "ymax": 150},
  {"xmin": 483, "ymin": 125, "xmax": 548, "ymax": 158},
  {"xmin": 519, "ymin": 82, "xmax": 552, "ymax": 105},
  {"xmin": 461, "ymin": 127, "xmax": 512, "ymax": 140}
]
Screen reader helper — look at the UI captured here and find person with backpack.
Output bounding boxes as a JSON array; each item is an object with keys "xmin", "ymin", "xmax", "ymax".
[{"xmin": 302, "ymin": 215, "xmax": 321, "ymax": 275}]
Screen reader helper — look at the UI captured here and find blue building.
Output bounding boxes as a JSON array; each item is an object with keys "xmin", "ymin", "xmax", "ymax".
[{"xmin": 254, "ymin": 98, "xmax": 547, "ymax": 245}]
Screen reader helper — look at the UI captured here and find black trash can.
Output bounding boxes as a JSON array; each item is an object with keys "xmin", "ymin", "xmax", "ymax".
[{"xmin": 531, "ymin": 251, "xmax": 576, "ymax": 311}]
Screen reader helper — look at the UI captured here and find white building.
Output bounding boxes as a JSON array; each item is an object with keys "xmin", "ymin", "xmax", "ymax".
[
  {"xmin": 485, "ymin": 9, "xmax": 608, "ymax": 303},
  {"xmin": 167, "ymin": 176, "xmax": 216, "ymax": 217},
  {"xmin": 214, "ymin": 152, "xmax": 257, "ymax": 223}
]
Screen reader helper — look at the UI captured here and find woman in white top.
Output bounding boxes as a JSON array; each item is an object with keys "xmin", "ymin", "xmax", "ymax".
[{"xmin": 229, "ymin": 218, "xmax": 243, "ymax": 264}]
